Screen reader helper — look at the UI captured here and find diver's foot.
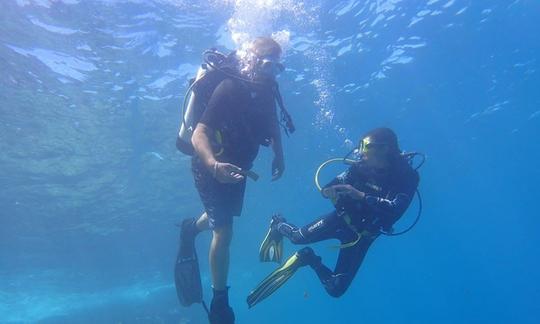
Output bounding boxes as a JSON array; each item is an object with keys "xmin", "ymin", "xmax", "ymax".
[
  {"xmin": 209, "ymin": 305, "xmax": 235, "ymax": 324},
  {"xmin": 269, "ymin": 213, "xmax": 286, "ymax": 234},
  {"xmin": 179, "ymin": 218, "xmax": 198, "ymax": 256},
  {"xmin": 297, "ymin": 247, "xmax": 321, "ymax": 267},
  {"xmin": 209, "ymin": 292, "xmax": 235, "ymax": 324},
  {"xmin": 270, "ymin": 213, "xmax": 286, "ymax": 231}
]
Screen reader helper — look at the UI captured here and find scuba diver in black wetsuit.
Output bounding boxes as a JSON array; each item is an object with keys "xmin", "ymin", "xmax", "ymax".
[{"xmin": 249, "ymin": 127, "xmax": 421, "ymax": 307}]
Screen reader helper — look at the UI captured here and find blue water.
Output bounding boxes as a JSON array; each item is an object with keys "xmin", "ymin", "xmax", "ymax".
[{"xmin": 1, "ymin": 0, "xmax": 539, "ymax": 323}]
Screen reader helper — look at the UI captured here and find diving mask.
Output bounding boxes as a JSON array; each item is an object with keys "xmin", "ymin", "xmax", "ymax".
[
  {"xmin": 257, "ymin": 56, "xmax": 285, "ymax": 76},
  {"xmin": 360, "ymin": 137, "xmax": 389, "ymax": 154}
]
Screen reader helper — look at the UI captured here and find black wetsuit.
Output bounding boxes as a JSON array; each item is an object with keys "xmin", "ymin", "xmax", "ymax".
[
  {"xmin": 192, "ymin": 77, "xmax": 277, "ymax": 229},
  {"xmin": 276, "ymin": 156, "xmax": 419, "ymax": 297}
]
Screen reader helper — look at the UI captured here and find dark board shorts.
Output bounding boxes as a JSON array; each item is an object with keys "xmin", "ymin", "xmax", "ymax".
[{"xmin": 191, "ymin": 156, "xmax": 246, "ymax": 229}]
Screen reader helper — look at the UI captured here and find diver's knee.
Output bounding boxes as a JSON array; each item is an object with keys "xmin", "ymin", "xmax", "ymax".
[
  {"xmin": 324, "ymin": 276, "xmax": 349, "ymax": 298},
  {"xmin": 213, "ymin": 225, "xmax": 233, "ymax": 245},
  {"xmin": 195, "ymin": 212, "xmax": 210, "ymax": 231},
  {"xmin": 326, "ymin": 287, "xmax": 346, "ymax": 298}
]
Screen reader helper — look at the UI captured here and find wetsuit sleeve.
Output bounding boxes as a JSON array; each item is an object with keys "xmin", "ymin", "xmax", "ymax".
[
  {"xmin": 322, "ymin": 166, "xmax": 354, "ymax": 189},
  {"xmin": 198, "ymin": 79, "xmax": 237, "ymax": 130},
  {"xmin": 364, "ymin": 171, "xmax": 419, "ymax": 230}
]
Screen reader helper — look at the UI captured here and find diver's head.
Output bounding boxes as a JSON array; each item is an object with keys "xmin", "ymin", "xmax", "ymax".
[
  {"xmin": 359, "ymin": 127, "xmax": 400, "ymax": 169},
  {"xmin": 246, "ymin": 37, "xmax": 284, "ymax": 80}
]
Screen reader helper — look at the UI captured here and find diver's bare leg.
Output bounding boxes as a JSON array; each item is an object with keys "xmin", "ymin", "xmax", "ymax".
[
  {"xmin": 195, "ymin": 212, "xmax": 211, "ymax": 232},
  {"xmin": 209, "ymin": 224, "xmax": 233, "ymax": 290}
]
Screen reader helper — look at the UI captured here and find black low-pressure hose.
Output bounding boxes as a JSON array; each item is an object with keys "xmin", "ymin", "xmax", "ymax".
[
  {"xmin": 380, "ymin": 189, "xmax": 423, "ymax": 236},
  {"xmin": 381, "ymin": 152, "xmax": 425, "ymax": 236}
]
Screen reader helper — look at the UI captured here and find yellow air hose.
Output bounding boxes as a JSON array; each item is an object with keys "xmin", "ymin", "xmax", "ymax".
[
  {"xmin": 314, "ymin": 156, "xmax": 366, "ymax": 249},
  {"xmin": 314, "ymin": 158, "xmax": 357, "ymax": 191}
]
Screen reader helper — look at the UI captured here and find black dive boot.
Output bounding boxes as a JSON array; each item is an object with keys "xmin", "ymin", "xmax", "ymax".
[
  {"xmin": 209, "ymin": 288, "xmax": 235, "ymax": 324},
  {"xmin": 296, "ymin": 246, "xmax": 322, "ymax": 267}
]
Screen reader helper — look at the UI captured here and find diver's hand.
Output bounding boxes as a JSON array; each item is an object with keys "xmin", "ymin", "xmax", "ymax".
[
  {"xmin": 322, "ymin": 185, "xmax": 346, "ymax": 200},
  {"xmin": 271, "ymin": 155, "xmax": 285, "ymax": 181},
  {"xmin": 322, "ymin": 186, "xmax": 339, "ymax": 200},
  {"xmin": 213, "ymin": 162, "xmax": 245, "ymax": 183},
  {"xmin": 334, "ymin": 184, "xmax": 366, "ymax": 200},
  {"xmin": 322, "ymin": 185, "xmax": 365, "ymax": 200},
  {"xmin": 348, "ymin": 186, "xmax": 366, "ymax": 200}
]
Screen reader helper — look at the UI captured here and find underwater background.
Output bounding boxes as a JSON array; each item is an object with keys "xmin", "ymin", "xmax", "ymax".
[{"xmin": 1, "ymin": 0, "xmax": 539, "ymax": 323}]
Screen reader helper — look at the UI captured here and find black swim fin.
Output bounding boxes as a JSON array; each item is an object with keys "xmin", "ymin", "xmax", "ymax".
[{"xmin": 175, "ymin": 218, "xmax": 203, "ymax": 307}]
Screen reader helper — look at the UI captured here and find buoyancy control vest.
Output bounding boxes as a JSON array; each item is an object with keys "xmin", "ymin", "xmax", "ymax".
[{"xmin": 176, "ymin": 49, "xmax": 295, "ymax": 156}]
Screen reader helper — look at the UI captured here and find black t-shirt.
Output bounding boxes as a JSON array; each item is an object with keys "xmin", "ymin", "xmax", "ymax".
[{"xmin": 199, "ymin": 77, "xmax": 277, "ymax": 169}]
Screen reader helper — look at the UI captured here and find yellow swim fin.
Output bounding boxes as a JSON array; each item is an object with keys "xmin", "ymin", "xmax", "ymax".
[
  {"xmin": 258, "ymin": 216, "xmax": 284, "ymax": 263},
  {"xmin": 248, "ymin": 247, "xmax": 315, "ymax": 308}
]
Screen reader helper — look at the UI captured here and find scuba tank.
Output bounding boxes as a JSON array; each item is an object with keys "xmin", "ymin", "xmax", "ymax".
[
  {"xmin": 176, "ymin": 49, "xmax": 296, "ymax": 156},
  {"xmin": 176, "ymin": 50, "xmax": 236, "ymax": 155},
  {"xmin": 177, "ymin": 67, "xmax": 207, "ymax": 155}
]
